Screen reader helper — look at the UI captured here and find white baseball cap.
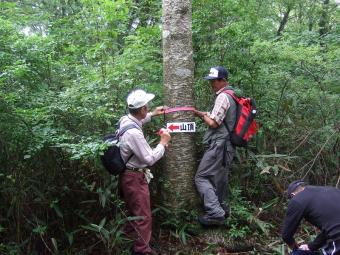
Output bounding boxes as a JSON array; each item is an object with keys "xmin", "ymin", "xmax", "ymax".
[{"xmin": 126, "ymin": 89, "xmax": 155, "ymax": 109}]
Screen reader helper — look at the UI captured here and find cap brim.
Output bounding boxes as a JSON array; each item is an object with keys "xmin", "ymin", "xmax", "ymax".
[
  {"xmin": 204, "ymin": 76, "xmax": 217, "ymax": 80},
  {"xmin": 145, "ymin": 93, "xmax": 155, "ymax": 104}
]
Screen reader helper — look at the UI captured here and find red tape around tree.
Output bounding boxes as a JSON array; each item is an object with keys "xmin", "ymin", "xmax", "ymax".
[{"xmin": 164, "ymin": 106, "xmax": 196, "ymax": 114}]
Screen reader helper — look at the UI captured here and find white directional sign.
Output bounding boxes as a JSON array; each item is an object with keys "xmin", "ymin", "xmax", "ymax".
[{"xmin": 166, "ymin": 122, "xmax": 196, "ymax": 133}]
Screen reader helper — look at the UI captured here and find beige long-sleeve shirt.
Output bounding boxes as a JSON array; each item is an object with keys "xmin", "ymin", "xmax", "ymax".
[{"xmin": 119, "ymin": 113, "xmax": 165, "ymax": 169}]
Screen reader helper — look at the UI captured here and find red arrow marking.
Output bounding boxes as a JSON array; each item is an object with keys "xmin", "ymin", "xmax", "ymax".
[{"xmin": 168, "ymin": 124, "xmax": 180, "ymax": 132}]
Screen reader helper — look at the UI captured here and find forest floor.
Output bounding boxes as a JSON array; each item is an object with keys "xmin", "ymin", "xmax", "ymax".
[{"xmin": 153, "ymin": 227, "xmax": 283, "ymax": 255}]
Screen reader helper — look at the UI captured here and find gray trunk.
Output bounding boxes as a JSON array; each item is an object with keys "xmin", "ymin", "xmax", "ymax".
[
  {"xmin": 162, "ymin": 0, "xmax": 197, "ymax": 208},
  {"xmin": 319, "ymin": 0, "xmax": 330, "ymax": 37}
]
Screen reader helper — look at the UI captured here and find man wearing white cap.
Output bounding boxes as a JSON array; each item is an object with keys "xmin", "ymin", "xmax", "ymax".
[{"xmin": 118, "ymin": 89, "xmax": 171, "ymax": 255}]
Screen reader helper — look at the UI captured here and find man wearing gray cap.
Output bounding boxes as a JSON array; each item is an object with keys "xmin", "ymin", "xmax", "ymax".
[
  {"xmin": 118, "ymin": 89, "xmax": 171, "ymax": 255},
  {"xmin": 193, "ymin": 66, "xmax": 237, "ymax": 226},
  {"xmin": 282, "ymin": 180, "xmax": 340, "ymax": 255}
]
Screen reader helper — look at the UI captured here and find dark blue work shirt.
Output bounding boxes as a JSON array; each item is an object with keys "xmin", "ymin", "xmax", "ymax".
[{"xmin": 281, "ymin": 186, "xmax": 340, "ymax": 251}]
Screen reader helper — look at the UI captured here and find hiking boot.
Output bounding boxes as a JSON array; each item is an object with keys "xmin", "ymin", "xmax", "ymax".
[{"xmin": 198, "ymin": 214, "xmax": 225, "ymax": 226}]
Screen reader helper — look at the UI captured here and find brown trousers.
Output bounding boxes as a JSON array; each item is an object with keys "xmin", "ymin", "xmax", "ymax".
[{"xmin": 120, "ymin": 170, "xmax": 152, "ymax": 253}]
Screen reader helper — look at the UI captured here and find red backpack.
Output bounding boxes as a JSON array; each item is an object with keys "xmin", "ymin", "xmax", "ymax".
[{"xmin": 222, "ymin": 90, "xmax": 258, "ymax": 147}]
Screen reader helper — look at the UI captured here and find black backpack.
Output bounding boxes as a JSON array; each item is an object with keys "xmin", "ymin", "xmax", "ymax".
[{"xmin": 100, "ymin": 124, "xmax": 137, "ymax": 175}]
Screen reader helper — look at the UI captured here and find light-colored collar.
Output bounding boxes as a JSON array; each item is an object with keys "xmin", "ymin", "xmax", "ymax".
[
  {"xmin": 216, "ymin": 83, "xmax": 230, "ymax": 95},
  {"xmin": 216, "ymin": 87, "xmax": 226, "ymax": 95},
  {"xmin": 128, "ymin": 114, "xmax": 143, "ymax": 128}
]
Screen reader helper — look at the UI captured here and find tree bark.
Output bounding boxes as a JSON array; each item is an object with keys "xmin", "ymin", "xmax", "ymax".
[
  {"xmin": 162, "ymin": 0, "xmax": 197, "ymax": 208},
  {"xmin": 277, "ymin": 5, "xmax": 291, "ymax": 37},
  {"xmin": 319, "ymin": 0, "xmax": 330, "ymax": 37}
]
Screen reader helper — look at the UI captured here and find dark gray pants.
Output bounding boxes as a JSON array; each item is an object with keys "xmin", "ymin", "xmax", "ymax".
[{"xmin": 195, "ymin": 139, "xmax": 235, "ymax": 218}]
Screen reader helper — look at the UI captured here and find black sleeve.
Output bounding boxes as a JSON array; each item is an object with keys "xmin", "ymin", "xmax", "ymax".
[
  {"xmin": 281, "ymin": 200, "xmax": 305, "ymax": 246},
  {"xmin": 308, "ymin": 230, "xmax": 327, "ymax": 251}
]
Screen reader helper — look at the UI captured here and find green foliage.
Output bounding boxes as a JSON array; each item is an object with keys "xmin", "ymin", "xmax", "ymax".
[
  {"xmin": 81, "ymin": 215, "xmax": 131, "ymax": 255},
  {"xmin": 154, "ymin": 205, "xmax": 198, "ymax": 245},
  {"xmin": 228, "ymin": 187, "xmax": 272, "ymax": 239}
]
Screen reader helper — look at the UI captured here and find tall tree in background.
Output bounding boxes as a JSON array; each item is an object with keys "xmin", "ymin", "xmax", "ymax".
[{"xmin": 162, "ymin": 0, "xmax": 197, "ymax": 208}]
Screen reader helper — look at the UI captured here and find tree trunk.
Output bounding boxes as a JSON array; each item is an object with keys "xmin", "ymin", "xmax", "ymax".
[
  {"xmin": 277, "ymin": 5, "xmax": 291, "ymax": 37},
  {"xmin": 319, "ymin": 0, "xmax": 330, "ymax": 37},
  {"xmin": 162, "ymin": 0, "xmax": 197, "ymax": 208}
]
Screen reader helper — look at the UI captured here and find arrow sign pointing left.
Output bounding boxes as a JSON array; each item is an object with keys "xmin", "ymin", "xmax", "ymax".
[
  {"xmin": 168, "ymin": 124, "xmax": 180, "ymax": 132},
  {"xmin": 166, "ymin": 122, "xmax": 196, "ymax": 133}
]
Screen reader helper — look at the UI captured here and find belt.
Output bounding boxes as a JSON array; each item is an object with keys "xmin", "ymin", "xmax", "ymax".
[
  {"xmin": 126, "ymin": 167, "xmax": 147, "ymax": 172},
  {"xmin": 126, "ymin": 167, "xmax": 153, "ymax": 183}
]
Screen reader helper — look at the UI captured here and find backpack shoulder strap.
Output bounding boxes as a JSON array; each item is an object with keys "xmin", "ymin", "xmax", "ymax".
[
  {"xmin": 222, "ymin": 89, "xmax": 239, "ymax": 102},
  {"xmin": 117, "ymin": 123, "xmax": 138, "ymax": 164},
  {"xmin": 118, "ymin": 124, "xmax": 138, "ymax": 137},
  {"xmin": 221, "ymin": 89, "xmax": 238, "ymax": 135},
  {"xmin": 224, "ymin": 90, "xmax": 257, "ymax": 110}
]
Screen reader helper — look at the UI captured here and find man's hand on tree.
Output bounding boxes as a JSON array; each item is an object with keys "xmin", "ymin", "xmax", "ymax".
[
  {"xmin": 159, "ymin": 129, "xmax": 171, "ymax": 148},
  {"xmin": 152, "ymin": 106, "xmax": 168, "ymax": 116},
  {"xmin": 193, "ymin": 109, "xmax": 206, "ymax": 119}
]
